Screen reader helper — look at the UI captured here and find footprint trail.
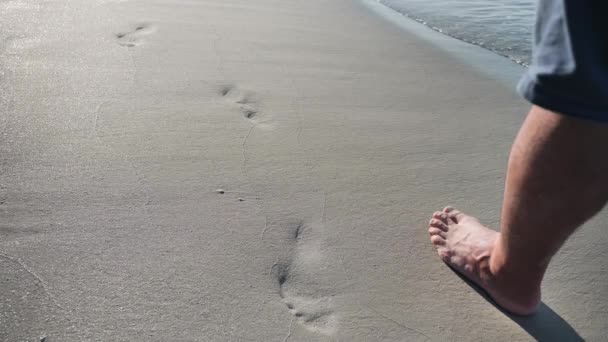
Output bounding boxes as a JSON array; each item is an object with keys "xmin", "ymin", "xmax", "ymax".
[{"xmin": 115, "ymin": 23, "xmax": 156, "ymax": 47}]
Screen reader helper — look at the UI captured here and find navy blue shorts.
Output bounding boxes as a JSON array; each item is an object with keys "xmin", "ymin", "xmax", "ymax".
[{"xmin": 517, "ymin": 0, "xmax": 608, "ymax": 122}]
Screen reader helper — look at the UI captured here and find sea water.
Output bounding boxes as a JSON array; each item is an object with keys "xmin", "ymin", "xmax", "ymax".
[{"xmin": 379, "ymin": 0, "xmax": 535, "ymax": 66}]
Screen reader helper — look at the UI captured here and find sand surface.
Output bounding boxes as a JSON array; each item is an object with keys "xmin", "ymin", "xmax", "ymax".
[{"xmin": 1, "ymin": 0, "xmax": 607, "ymax": 340}]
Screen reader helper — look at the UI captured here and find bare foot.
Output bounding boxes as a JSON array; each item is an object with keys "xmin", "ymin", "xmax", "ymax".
[{"xmin": 428, "ymin": 207, "xmax": 540, "ymax": 315}]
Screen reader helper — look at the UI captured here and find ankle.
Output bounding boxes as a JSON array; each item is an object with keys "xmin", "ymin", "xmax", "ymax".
[{"xmin": 489, "ymin": 238, "xmax": 543, "ymax": 292}]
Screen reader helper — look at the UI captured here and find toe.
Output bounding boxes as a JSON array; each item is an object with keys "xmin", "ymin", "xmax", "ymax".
[
  {"xmin": 430, "ymin": 235, "xmax": 445, "ymax": 246},
  {"xmin": 443, "ymin": 206, "xmax": 464, "ymax": 223},
  {"xmin": 432, "ymin": 211, "xmax": 448, "ymax": 223},
  {"xmin": 428, "ymin": 227, "xmax": 446, "ymax": 237},
  {"xmin": 429, "ymin": 218, "xmax": 448, "ymax": 231}
]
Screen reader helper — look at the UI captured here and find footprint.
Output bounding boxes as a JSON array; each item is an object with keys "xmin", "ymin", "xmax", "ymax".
[
  {"xmin": 284, "ymin": 295, "xmax": 336, "ymax": 335},
  {"xmin": 115, "ymin": 23, "xmax": 156, "ymax": 47},
  {"xmin": 219, "ymin": 85, "xmax": 260, "ymax": 120},
  {"xmin": 272, "ymin": 261, "xmax": 337, "ymax": 336},
  {"xmin": 270, "ymin": 221, "xmax": 338, "ymax": 336}
]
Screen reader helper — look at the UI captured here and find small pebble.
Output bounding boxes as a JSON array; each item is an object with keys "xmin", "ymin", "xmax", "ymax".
[
  {"xmin": 238, "ymin": 198, "xmax": 245, "ymax": 202},
  {"xmin": 216, "ymin": 189, "xmax": 225, "ymax": 194}
]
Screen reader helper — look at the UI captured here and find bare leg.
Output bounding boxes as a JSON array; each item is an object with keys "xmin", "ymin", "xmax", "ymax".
[{"xmin": 428, "ymin": 105, "xmax": 608, "ymax": 315}]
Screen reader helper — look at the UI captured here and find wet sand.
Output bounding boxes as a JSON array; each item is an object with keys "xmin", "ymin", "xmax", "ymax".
[{"xmin": 1, "ymin": 0, "xmax": 606, "ymax": 340}]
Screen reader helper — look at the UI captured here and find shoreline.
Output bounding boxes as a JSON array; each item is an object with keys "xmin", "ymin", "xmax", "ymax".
[
  {"xmin": 372, "ymin": 0, "xmax": 533, "ymax": 68},
  {"xmin": 360, "ymin": 0, "xmax": 527, "ymax": 88}
]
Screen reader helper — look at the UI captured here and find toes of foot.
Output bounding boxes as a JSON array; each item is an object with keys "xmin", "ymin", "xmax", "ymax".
[
  {"xmin": 432, "ymin": 211, "xmax": 448, "ymax": 223},
  {"xmin": 443, "ymin": 206, "xmax": 464, "ymax": 223},
  {"xmin": 428, "ymin": 227, "xmax": 446, "ymax": 238},
  {"xmin": 430, "ymin": 235, "xmax": 445, "ymax": 246},
  {"xmin": 429, "ymin": 219, "xmax": 448, "ymax": 231},
  {"xmin": 443, "ymin": 206, "xmax": 455, "ymax": 213}
]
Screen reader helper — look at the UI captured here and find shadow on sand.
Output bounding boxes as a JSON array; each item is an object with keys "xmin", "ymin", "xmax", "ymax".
[
  {"xmin": 450, "ymin": 267, "xmax": 584, "ymax": 341},
  {"xmin": 510, "ymin": 303, "xmax": 584, "ymax": 342}
]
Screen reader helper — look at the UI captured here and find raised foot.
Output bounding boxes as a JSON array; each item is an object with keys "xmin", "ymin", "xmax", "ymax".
[{"xmin": 428, "ymin": 206, "xmax": 540, "ymax": 316}]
